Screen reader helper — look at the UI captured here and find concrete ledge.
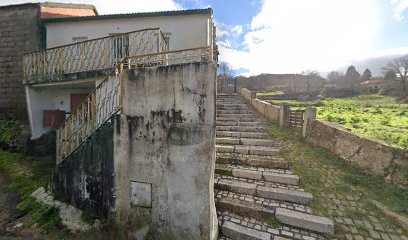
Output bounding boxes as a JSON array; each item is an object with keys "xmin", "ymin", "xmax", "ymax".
[
  {"xmin": 257, "ymin": 186, "xmax": 312, "ymax": 204},
  {"xmin": 222, "ymin": 221, "xmax": 272, "ymax": 240},
  {"xmin": 275, "ymin": 208, "xmax": 334, "ymax": 234}
]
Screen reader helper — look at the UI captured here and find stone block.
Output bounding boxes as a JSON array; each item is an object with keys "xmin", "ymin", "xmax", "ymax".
[
  {"xmin": 257, "ymin": 186, "xmax": 312, "ymax": 204},
  {"xmin": 232, "ymin": 169, "xmax": 263, "ymax": 180},
  {"xmin": 263, "ymin": 172, "xmax": 299, "ymax": 185},
  {"xmin": 275, "ymin": 208, "xmax": 334, "ymax": 234},
  {"xmin": 222, "ymin": 221, "xmax": 272, "ymax": 240}
]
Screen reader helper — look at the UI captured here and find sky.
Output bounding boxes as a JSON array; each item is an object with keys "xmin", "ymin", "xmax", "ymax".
[{"xmin": 2, "ymin": 0, "xmax": 408, "ymax": 76}]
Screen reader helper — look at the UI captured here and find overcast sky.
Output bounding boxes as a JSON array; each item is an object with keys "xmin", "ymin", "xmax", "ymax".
[{"xmin": 2, "ymin": 0, "xmax": 408, "ymax": 76}]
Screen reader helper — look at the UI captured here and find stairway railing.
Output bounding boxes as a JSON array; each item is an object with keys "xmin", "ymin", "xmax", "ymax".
[
  {"xmin": 23, "ymin": 28, "xmax": 168, "ymax": 82},
  {"xmin": 56, "ymin": 46, "xmax": 213, "ymax": 164}
]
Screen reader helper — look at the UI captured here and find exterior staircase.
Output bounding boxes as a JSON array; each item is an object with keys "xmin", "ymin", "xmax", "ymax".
[{"xmin": 215, "ymin": 94, "xmax": 334, "ymax": 240}]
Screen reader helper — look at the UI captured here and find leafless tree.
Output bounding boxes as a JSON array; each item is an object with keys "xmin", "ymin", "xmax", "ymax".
[{"xmin": 383, "ymin": 55, "xmax": 408, "ymax": 97}]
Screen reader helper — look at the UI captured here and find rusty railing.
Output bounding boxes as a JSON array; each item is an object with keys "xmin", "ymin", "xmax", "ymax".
[
  {"xmin": 56, "ymin": 46, "xmax": 213, "ymax": 164},
  {"xmin": 23, "ymin": 28, "xmax": 168, "ymax": 81}
]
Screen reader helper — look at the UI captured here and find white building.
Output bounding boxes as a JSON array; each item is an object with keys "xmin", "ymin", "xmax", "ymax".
[{"xmin": 23, "ymin": 8, "xmax": 216, "ymax": 139}]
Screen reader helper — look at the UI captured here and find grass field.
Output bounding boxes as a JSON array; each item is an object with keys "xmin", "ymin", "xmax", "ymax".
[{"xmin": 265, "ymin": 94, "xmax": 408, "ymax": 149}]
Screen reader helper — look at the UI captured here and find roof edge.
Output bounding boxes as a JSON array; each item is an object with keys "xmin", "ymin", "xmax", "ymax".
[{"xmin": 43, "ymin": 8, "xmax": 212, "ymax": 24}]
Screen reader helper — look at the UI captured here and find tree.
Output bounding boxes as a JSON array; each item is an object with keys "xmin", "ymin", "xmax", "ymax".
[
  {"xmin": 300, "ymin": 69, "xmax": 321, "ymax": 94},
  {"xmin": 345, "ymin": 65, "xmax": 361, "ymax": 88},
  {"xmin": 383, "ymin": 55, "xmax": 408, "ymax": 96},
  {"xmin": 326, "ymin": 71, "xmax": 344, "ymax": 84},
  {"xmin": 300, "ymin": 69, "xmax": 321, "ymax": 78},
  {"xmin": 218, "ymin": 61, "xmax": 232, "ymax": 77},
  {"xmin": 384, "ymin": 70, "xmax": 396, "ymax": 81},
  {"xmin": 361, "ymin": 68, "xmax": 372, "ymax": 81}
]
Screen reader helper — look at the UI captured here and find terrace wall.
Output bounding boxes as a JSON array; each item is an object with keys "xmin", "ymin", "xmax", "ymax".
[{"xmin": 240, "ymin": 88, "xmax": 408, "ymax": 188}]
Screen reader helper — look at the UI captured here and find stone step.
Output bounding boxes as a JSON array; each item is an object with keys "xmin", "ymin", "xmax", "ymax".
[
  {"xmin": 215, "ymin": 164, "xmax": 299, "ymax": 185},
  {"xmin": 216, "ymin": 103, "xmax": 248, "ymax": 107},
  {"xmin": 217, "ymin": 117, "xmax": 256, "ymax": 122},
  {"xmin": 216, "ymin": 131, "xmax": 268, "ymax": 139},
  {"xmin": 217, "ymin": 113, "xmax": 253, "ymax": 118},
  {"xmin": 216, "ymin": 126, "xmax": 265, "ymax": 132},
  {"xmin": 216, "ymin": 138, "xmax": 277, "ymax": 147},
  {"xmin": 216, "ymin": 121, "xmax": 262, "ymax": 127},
  {"xmin": 275, "ymin": 208, "xmax": 335, "ymax": 234},
  {"xmin": 216, "ymin": 106, "xmax": 250, "ymax": 111},
  {"xmin": 221, "ymin": 220, "xmax": 272, "ymax": 240},
  {"xmin": 215, "ymin": 177, "xmax": 313, "ymax": 205},
  {"xmin": 216, "ymin": 196, "xmax": 275, "ymax": 222},
  {"xmin": 216, "ymin": 145, "xmax": 279, "ymax": 156},
  {"xmin": 216, "ymin": 155, "xmax": 289, "ymax": 169},
  {"xmin": 217, "ymin": 109, "xmax": 252, "ymax": 114}
]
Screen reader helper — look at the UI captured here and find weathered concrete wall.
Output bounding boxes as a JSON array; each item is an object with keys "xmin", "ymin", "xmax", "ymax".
[
  {"xmin": 113, "ymin": 62, "xmax": 217, "ymax": 239},
  {"xmin": 0, "ymin": 4, "xmax": 41, "ymax": 109},
  {"xmin": 241, "ymin": 88, "xmax": 280, "ymax": 123},
  {"xmin": 53, "ymin": 120, "xmax": 115, "ymax": 217},
  {"xmin": 305, "ymin": 120, "xmax": 408, "ymax": 187}
]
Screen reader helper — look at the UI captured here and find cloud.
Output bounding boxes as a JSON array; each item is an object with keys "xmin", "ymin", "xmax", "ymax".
[
  {"xmin": 390, "ymin": 0, "xmax": 408, "ymax": 20},
  {"xmin": 0, "ymin": 0, "xmax": 181, "ymax": 14},
  {"xmin": 231, "ymin": 25, "xmax": 243, "ymax": 36},
  {"xmin": 219, "ymin": 0, "xmax": 380, "ymax": 75}
]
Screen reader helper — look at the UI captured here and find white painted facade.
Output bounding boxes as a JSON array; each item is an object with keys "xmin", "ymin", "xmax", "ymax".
[{"xmin": 45, "ymin": 14, "xmax": 214, "ymax": 50}]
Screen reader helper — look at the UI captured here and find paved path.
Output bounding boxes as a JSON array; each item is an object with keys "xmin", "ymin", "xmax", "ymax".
[{"xmin": 215, "ymin": 94, "xmax": 333, "ymax": 240}]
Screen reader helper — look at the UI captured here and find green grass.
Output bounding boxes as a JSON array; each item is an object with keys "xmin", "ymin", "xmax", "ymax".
[
  {"xmin": 256, "ymin": 91, "xmax": 285, "ymax": 97},
  {"xmin": 266, "ymin": 217, "xmax": 282, "ymax": 228},
  {"xmin": 0, "ymin": 150, "xmax": 61, "ymax": 230},
  {"xmin": 262, "ymin": 94, "xmax": 408, "ymax": 149},
  {"xmin": 266, "ymin": 122, "xmax": 408, "ymax": 228}
]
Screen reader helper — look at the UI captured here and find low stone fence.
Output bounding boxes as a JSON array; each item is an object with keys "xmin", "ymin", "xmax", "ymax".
[{"xmin": 240, "ymin": 88, "xmax": 408, "ymax": 188}]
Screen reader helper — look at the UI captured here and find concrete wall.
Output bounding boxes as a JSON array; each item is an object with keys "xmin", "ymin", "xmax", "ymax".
[
  {"xmin": 45, "ymin": 14, "xmax": 213, "ymax": 51},
  {"xmin": 113, "ymin": 62, "xmax": 217, "ymax": 239},
  {"xmin": 305, "ymin": 120, "xmax": 408, "ymax": 187},
  {"xmin": 241, "ymin": 88, "xmax": 280, "ymax": 123},
  {"xmin": 0, "ymin": 4, "xmax": 41, "ymax": 109},
  {"xmin": 53, "ymin": 120, "xmax": 115, "ymax": 217}
]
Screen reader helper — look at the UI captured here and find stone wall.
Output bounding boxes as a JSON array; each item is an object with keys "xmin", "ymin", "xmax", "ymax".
[
  {"xmin": 241, "ymin": 88, "xmax": 408, "ymax": 187},
  {"xmin": 53, "ymin": 120, "xmax": 115, "ymax": 217},
  {"xmin": 305, "ymin": 120, "xmax": 408, "ymax": 187},
  {"xmin": 0, "ymin": 4, "xmax": 41, "ymax": 109},
  {"xmin": 113, "ymin": 62, "xmax": 218, "ymax": 239},
  {"xmin": 241, "ymin": 88, "xmax": 280, "ymax": 123}
]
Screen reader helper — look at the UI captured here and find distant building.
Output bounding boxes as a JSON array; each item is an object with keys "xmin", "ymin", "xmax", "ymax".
[
  {"xmin": 360, "ymin": 79, "xmax": 386, "ymax": 89},
  {"xmin": 0, "ymin": 2, "xmax": 97, "ymax": 111}
]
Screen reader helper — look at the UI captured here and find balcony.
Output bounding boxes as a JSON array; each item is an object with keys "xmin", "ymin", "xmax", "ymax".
[{"xmin": 23, "ymin": 28, "xmax": 169, "ymax": 84}]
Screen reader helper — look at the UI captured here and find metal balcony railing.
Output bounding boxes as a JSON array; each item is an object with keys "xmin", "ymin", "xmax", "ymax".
[
  {"xmin": 56, "ymin": 46, "xmax": 213, "ymax": 164},
  {"xmin": 23, "ymin": 28, "xmax": 168, "ymax": 81}
]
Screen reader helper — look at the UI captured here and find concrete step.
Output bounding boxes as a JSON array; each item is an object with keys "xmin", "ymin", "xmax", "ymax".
[
  {"xmin": 216, "ymin": 155, "xmax": 289, "ymax": 169},
  {"xmin": 216, "ymin": 145, "xmax": 279, "ymax": 156},
  {"xmin": 215, "ymin": 177, "xmax": 313, "ymax": 205},
  {"xmin": 275, "ymin": 208, "xmax": 335, "ymax": 234},
  {"xmin": 216, "ymin": 126, "xmax": 265, "ymax": 132},
  {"xmin": 217, "ymin": 109, "xmax": 252, "ymax": 114},
  {"xmin": 217, "ymin": 113, "xmax": 253, "ymax": 118},
  {"xmin": 216, "ymin": 104, "xmax": 248, "ymax": 107},
  {"xmin": 216, "ymin": 138, "xmax": 277, "ymax": 147},
  {"xmin": 221, "ymin": 220, "xmax": 272, "ymax": 240},
  {"xmin": 215, "ymin": 164, "xmax": 299, "ymax": 185},
  {"xmin": 216, "ymin": 196, "xmax": 275, "ymax": 222},
  {"xmin": 216, "ymin": 121, "xmax": 262, "ymax": 127},
  {"xmin": 217, "ymin": 117, "xmax": 256, "ymax": 122},
  {"xmin": 216, "ymin": 131, "xmax": 268, "ymax": 139},
  {"xmin": 216, "ymin": 106, "xmax": 250, "ymax": 111}
]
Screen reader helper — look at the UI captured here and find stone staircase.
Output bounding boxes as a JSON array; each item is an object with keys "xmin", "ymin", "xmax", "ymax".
[{"xmin": 215, "ymin": 94, "xmax": 334, "ymax": 240}]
